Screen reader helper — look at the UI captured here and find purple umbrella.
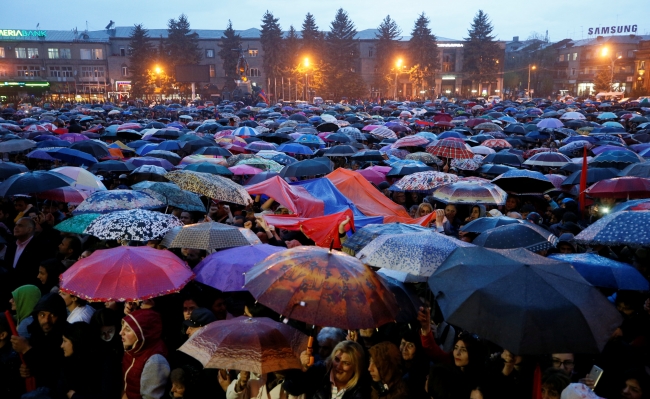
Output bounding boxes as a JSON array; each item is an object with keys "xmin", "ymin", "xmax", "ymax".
[
  {"xmin": 591, "ymin": 145, "xmax": 634, "ymax": 156},
  {"xmin": 60, "ymin": 133, "xmax": 90, "ymax": 143},
  {"xmin": 193, "ymin": 244, "xmax": 285, "ymax": 291}
]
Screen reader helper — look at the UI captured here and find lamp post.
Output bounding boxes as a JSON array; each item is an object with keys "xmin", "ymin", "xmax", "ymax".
[
  {"xmin": 154, "ymin": 66, "xmax": 163, "ymax": 101},
  {"xmin": 601, "ymin": 47, "xmax": 622, "ymax": 91},
  {"xmin": 527, "ymin": 64, "xmax": 536, "ymax": 98},
  {"xmin": 304, "ymin": 57, "xmax": 309, "ymax": 102},
  {"xmin": 394, "ymin": 58, "xmax": 402, "ymax": 100}
]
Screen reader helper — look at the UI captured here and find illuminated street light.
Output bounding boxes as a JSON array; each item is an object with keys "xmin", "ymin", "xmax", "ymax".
[
  {"xmin": 394, "ymin": 58, "xmax": 403, "ymax": 100},
  {"xmin": 528, "ymin": 65, "xmax": 537, "ymax": 97}
]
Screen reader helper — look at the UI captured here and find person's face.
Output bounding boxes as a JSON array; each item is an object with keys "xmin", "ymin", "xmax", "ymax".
[
  {"xmin": 120, "ymin": 322, "xmax": 138, "ymax": 349},
  {"xmin": 444, "ymin": 205, "xmax": 457, "ymax": 220},
  {"xmin": 557, "ymin": 243, "xmax": 574, "ymax": 254},
  {"xmin": 183, "ymin": 299, "xmax": 199, "ymax": 321},
  {"xmin": 368, "ymin": 357, "xmax": 380, "ymax": 382},
  {"xmin": 601, "ymin": 197, "xmax": 616, "ymax": 207},
  {"xmin": 67, "ymin": 204, "xmax": 77, "ymax": 214},
  {"xmin": 209, "ymin": 204, "xmax": 219, "ymax": 214},
  {"xmin": 100, "ymin": 325, "xmax": 116, "ymax": 342},
  {"xmin": 211, "ymin": 298, "xmax": 227, "ymax": 319},
  {"xmin": 171, "ymin": 382, "xmax": 186, "ymax": 398},
  {"xmin": 470, "ymin": 207, "xmax": 480, "ymax": 219},
  {"xmin": 14, "ymin": 200, "xmax": 27, "ymax": 213},
  {"xmin": 541, "ymin": 384, "xmax": 560, "ymax": 399},
  {"xmin": 61, "ymin": 335, "xmax": 74, "ymax": 357},
  {"xmin": 38, "ymin": 310, "xmax": 58, "ymax": 334},
  {"xmin": 621, "ymin": 378, "xmax": 643, "ymax": 399},
  {"xmin": 470, "ymin": 389, "xmax": 484, "ymax": 399},
  {"xmin": 58, "ymin": 238, "xmax": 72, "ymax": 256},
  {"xmin": 332, "ymin": 350, "xmax": 355, "ymax": 386},
  {"xmin": 37, "ymin": 266, "xmax": 48, "ymax": 285},
  {"xmin": 58, "ymin": 291, "xmax": 74, "ymax": 307},
  {"xmin": 551, "ymin": 353, "xmax": 575, "ymax": 375},
  {"xmin": 617, "ymin": 301, "xmax": 636, "ymax": 316},
  {"xmin": 185, "ymin": 249, "xmax": 203, "ymax": 265},
  {"xmin": 400, "ymin": 339, "xmax": 417, "ymax": 361},
  {"xmin": 394, "ymin": 193, "xmax": 406, "ymax": 204},
  {"xmin": 180, "ymin": 212, "xmax": 193, "ymax": 225},
  {"xmin": 13, "ymin": 218, "xmax": 34, "ymax": 239},
  {"xmin": 506, "ymin": 197, "xmax": 518, "ymax": 211},
  {"xmin": 418, "ymin": 206, "xmax": 432, "ymax": 217},
  {"xmin": 453, "ymin": 340, "xmax": 469, "ymax": 367},
  {"xmin": 186, "ymin": 325, "xmax": 201, "ymax": 337},
  {"xmin": 9, "ymin": 297, "xmax": 16, "ymax": 310},
  {"xmin": 79, "ymin": 250, "xmax": 92, "ymax": 260}
]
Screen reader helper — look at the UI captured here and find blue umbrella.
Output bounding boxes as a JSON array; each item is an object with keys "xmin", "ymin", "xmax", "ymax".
[
  {"xmin": 73, "ymin": 189, "xmax": 165, "ymax": 215},
  {"xmin": 610, "ymin": 199, "xmax": 650, "ymax": 212},
  {"xmin": 491, "ymin": 169, "xmax": 555, "ymax": 194},
  {"xmin": 472, "ymin": 223, "xmax": 558, "ymax": 252},
  {"xmin": 45, "ymin": 148, "xmax": 98, "ymax": 166},
  {"xmin": 183, "ymin": 163, "xmax": 233, "ymax": 176},
  {"xmin": 548, "ymin": 253, "xmax": 649, "ymax": 291},
  {"xmin": 294, "ymin": 135, "xmax": 325, "ymax": 146},
  {"xmin": 460, "ymin": 216, "xmax": 523, "ymax": 234},
  {"xmin": 36, "ymin": 139, "xmax": 71, "ymax": 148},
  {"xmin": 590, "ymin": 151, "xmax": 643, "ymax": 169},
  {"xmin": 156, "ymin": 141, "xmax": 187, "ymax": 152},
  {"xmin": 0, "ymin": 171, "xmax": 75, "ymax": 196},
  {"xmin": 136, "ymin": 143, "xmax": 158, "ymax": 156},
  {"xmin": 438, "ymin": 131, "xmax": 466, "ymax": 140},
  {"xmin": 270, "ymin": 153, "xmax": 297, "ymax": 165},
  {"xmin": 386, "ymin": 160, "xmax": 433, "ymax": 177},
  {"xmin": 277, "ymin": 143, "xmax": 314, "ymax": 155},
  {"xmin": 575, "ymin": 210, "xmax": 650, "ymax": 248}
]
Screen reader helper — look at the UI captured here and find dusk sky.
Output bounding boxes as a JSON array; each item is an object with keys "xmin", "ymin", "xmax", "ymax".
[{"xmin": 1, "ymin": 0, "xmax": 649, "ymax": 42}]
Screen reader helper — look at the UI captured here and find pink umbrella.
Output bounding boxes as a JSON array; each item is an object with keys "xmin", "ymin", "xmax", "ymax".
[
  {"xmin": 362, "ymin": 125, "xmax": 382, "ymax": 132},
  {"xmin": 392, "ymin": 136, "xmax": 429, "ymax": 148},
  {"xmin": 545, "ymin": 174, "xmax": 567, "ymax": 189},
  {"xmin": 60, "ymin": 133, "xmax": 90, "ymax": 143},
  {"xmin": 117, "ymin": 123, "xmax": 143, "ymax": 131},
  {"xmin": 36, "ymin": 186, "xmax": 90, "ymax": 203},
  {"xmin": 229, "ymin": 164, "xmax": 263, "ymax": 175},
  {"xmin": 358, "ymin": 168, "xmax": 387, "ymax": 185}
]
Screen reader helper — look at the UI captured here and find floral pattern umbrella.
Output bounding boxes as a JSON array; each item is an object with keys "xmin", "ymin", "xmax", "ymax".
[
  {"xmin": 405, "ymin": 152, "xmax": 442, "ymax": 165},
  {"xmin": 433, "ymin": 181, "xmax": 507, "ymax": 205},
  {"xmin": 236, "ymin": 157, "xmax": 283, "ymax": 172},
  {"xmin": 164, "ymin": 170, "xmax": 252, "ymax": 205},
  {"xmin": 244, "ymin": 246, "xmax": 399, "ymax": 329},
  {"xmin": 390, "ymin": 171, "xmax": 459, "ymax": 193},
  {"xmin": 131, "ymin": 181, "xmax": 206, "ymax": 212},
  {"xmin": 73, "ymin": 189, "xmax": 164, "ymax": 214},
  {"xmin": 342, "ymin": 223, "xmax": 430, "ymax": 256},
  {"xmin": 54, "ymin": 213, "xmax": 101, "ymax": 234},
  {"xmin": 161, "ymin": 221, "xmax": 251, "ymax": 250},
  {"xmin": 84, "ymin": 209, "xmax": 183, "ymax": 241},
  {"xmin": 450, "ymin": 155, "xmax": 484, "ymax": 171},
  {"xmin": 575, "ymin": 211, "xmax": 650, "ymax": 247},
  {"xmin": 482, "ymin": 139, "xmax": 512, "ymax": 149}
]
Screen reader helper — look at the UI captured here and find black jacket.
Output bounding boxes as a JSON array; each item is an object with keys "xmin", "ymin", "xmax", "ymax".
[
  {"xmin": 284, "ymin": 362, "xmax": 370, "ymax": 399},
  {"xmin": 5, "ymin": 234, "xmax": 51, "ymax": 291}
]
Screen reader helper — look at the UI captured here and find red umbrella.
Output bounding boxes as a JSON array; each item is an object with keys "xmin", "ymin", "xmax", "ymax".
[
  {"xmin": 60, "ymin": 246, "xmax": 194, "ymax": 302},
  {"xmin": 585, "ymin": 177, "xmax": 650, "ymax": 199},
  {"xmin": 426, "ymin": 138, "xmax": 474, "ymax": 159},
  {"xmin": 36, "ymin": 186, "xmax": 89, "ymax": 203},
  {"xmin": 434, "ymin": 121, "xmax": 454, "ymax": 128},
  {"xmin": 465, "ymin": 118, "xmax": 490, "ymax": 128},
  {"xmin": 433, "ymin": 113, "xmax": 453, "ymax": 122}
]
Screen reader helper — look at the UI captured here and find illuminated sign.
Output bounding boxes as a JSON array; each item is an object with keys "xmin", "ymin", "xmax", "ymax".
[
  {"xmin": 0, "ymin": 29, "xmax": 46, "ymax": 38},
  {"xmin": 1, "ymin": 82, "xmax": 50, "ymax": 87},
  {"xmin": 442, "ymin": 75, "xmax": 456, "ymax": 80},
  {"xmin": 588, "ymin": 25, "xmax": 637, "ymax": 35},
  {"xmin": 438, "ymin": 43, "xmax": 464, "ymax": 48}
]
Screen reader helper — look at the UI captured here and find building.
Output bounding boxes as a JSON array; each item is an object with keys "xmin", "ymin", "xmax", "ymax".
[
  {"xmin": 0, "ymin": 26, "xmax": 505, "ymax": 102},
  {"xmin": 634, "ymin": 40, "xmax": 650, "ymax": 95}
]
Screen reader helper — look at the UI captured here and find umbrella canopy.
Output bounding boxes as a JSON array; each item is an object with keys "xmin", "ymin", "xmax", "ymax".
[
  {"xmin": 390, "ymin": 171, "xmax": 459, "ymax": 193},
  {"xmin": 356, "ymin": 232, "xmax": 474, "ymax": 282},
  {"xmin": 491, "ymin": 169, "xmax": 555, "ymax": 194},
  {"xmin": 0, "ymin": 171, "xmax": 74, "ymax": 196},
  {"xmin": 548, "ymin": 253, "xmax": 649, "ymax": 291},
  {"xmin": 523, "ymin": 152, "xmax": 572, "ymax": 167},
  {"xmin": 536, "ymin": 118, "xmax": 564, "ymax": 129},
  {"xmin": 36, "ymin": 186, "xmax": 90, "ymax": 203},
  {"xmin": 375, "ymin": 272, "xmax": 423, "ymax": 322},
  {"xmin": 342, "ymin": 223, "xmax": 430, "ymax": 256},
  {"xmin": 244, "ymin": 246, "xmax": 399, "ymax": 329},
  {"xmin": 51, "ymin": 166, "xmax": 106, "ymax": 192},
  {"xmin": 131, "ymin": 181, "xmax": 206, "ymax": 212},
  {"xmin": 194, "ymin": 244, "xmax": 285, "ymax": 292},
  {"xmin": 590, "ymin": 151, "xmax": 643, "ymax": 169},
  {"xmin": 584, "ymin": 177, "xmax": 650, "ymax": 199},
  {"xmin": 59, "ymin": 246, "xmax": 194, "ymax": 302},
  {"xmin": 561, "ymin": 168, "xmax": 621, "ymax": 186},
  {"xmin": 460, "ymin": 216, "xmax": 523, "ymax": 234},
  {"xmin": 426, "ymin": 139, "xmax": 474, "ymax": 159},
  {"xmin": 0, "ymin": 139, "xmax": 36, "ymax": 153},
  {"xmin": 483, "ymin": 151, "xmax": 523, "ymax": 167},
  {"xmin": 279, "ymin": 159, "xmax": 332, "ymax": 178},
  {"xmin": 164, "ymin": 170, "xmax": 252, "ymax": 205},
  {"xmin": 178, "ymin": 316, "xmax": 307, "ymax": 374},
  {"xmin": 0, "ymin": 161, "xmax": 29, "ymax": 180},
  {"xmin": 575, "ymin": 210, "xmax": 650, "ymax": 247},
  {"xmin": 432, "ymin": 182, "xmax": 507, "ymax": 205},
  {"xmin": 386, "ymin": 161, "xmax": 435, "ymax": 177},
  {"xmin": 84, "ymin": 209, "xmax": 183, "ymax": 241},
  {"xmin": 73, "ymin": 189, "xmax": 164, "ymax": 214},
  {"xmin": 54, "ymin": 213, "xmax": 101, "ymax": 234},
  {"xmin": 472, "ymin": 223, "xmax": 558, "ymax": 252},
  {"xmin": 161, "ymin": 222, "xmax": 252, "ymax": 250},
  {"xmin": 429, "ymin": 247, "xmax": 622, "ymax": 354},
  {"xmin": 89, "ymin": 160, "xmax": 135, "ymax": 173}
]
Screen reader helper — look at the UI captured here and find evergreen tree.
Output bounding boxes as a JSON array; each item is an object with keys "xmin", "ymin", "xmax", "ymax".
[
  {"xmin": 127, "ymin": 24, "xmax": 154, "ymax": 98},
  {"xmin": 260, "ymin": 11, "xmax": 284, "ymax": 82},
  {"xmin": 283, "ymin": 25, "xmax": 300, "ymax": 70},
  {"xmin": 374, "ymin": 15, "xmax": 402, "ymax": 97},
  {"xmin": 407, "ymin": 13, "xmax": 440, "ymax": 98},
  {"xmin": 218, "ymin": 20, "xmax": 243, "ymax": 91},
  {"xmin": 301, "ymin": 13, "xmax": 322, "ymax": 60},
  {"xmin": 463, "ymin": 10, "xmax": 501, "ymax": 88},
  {"xmin": 165, "ymin": 14, "xmax": 202, "ymax": 71},
  {"xmin": 594, "ymin": 68, "xmax": 612, "ymax": 93},
  {"xmin": 324, "ymin": 9, "xmax": 365, "ymax": 99}
]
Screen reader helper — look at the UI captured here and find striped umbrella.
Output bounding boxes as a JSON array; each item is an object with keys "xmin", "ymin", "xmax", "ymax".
[
  {"xmin": 369, "ymin": 126, "xmax": 398, "ymax": 139},
  {"xmin": 232, "ymin": 126, "xmax": 259, "ymax": 137},
  {"xmin": 426, "ymin": 139, "xmax": 474, "ymax": 159},
  {"xmin": 432, "ymin": 181, "xmax": 507, "ymax": 205},
  {"xmin": 392, "ymin": 136, "xmax": 429, "ymax": 148}
]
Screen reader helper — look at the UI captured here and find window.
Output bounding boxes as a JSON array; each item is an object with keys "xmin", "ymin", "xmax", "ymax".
[
  {"xmin": 15, "ymin": 48, "xmax": 27, "ymax": 58},
  {"xmin": 616, "ymin": 51, "xmax": 623, "ymax": 59},
  {"xmin": 571, "ymin": 68, "xmax": 576, "ymax": 76},
  {"xmin": 121, "ymin": 66, "xmax": 128, "ymax": 76},
  {"xmin": 248, "ymin": 49, "xmax": 258, "ymax": 57},
  {"xmin": 559, "ymin": 54, "xmax": 565, "ymax": 62},
  {"xmin": 48, "ymin": 48, "xmax": 59, "ymax": 59},
  {"xmin": 248, "ymin": 68, "xmax": 260, "ymax": 77},
  {"xmin": 49, "ymin": 66, "xmax": 73, "ymax": 77},
  {"xmin": 81, "ymin": 66, "xmax": 105, "ymax": 78},
  {"xmin": 0, "ymin": 67, "xmax": 7, "ymax": 77},
  {"xmin": 120, "ymin": 47, "xmax": 126, "ymax": 57},
  {"xmin": 573, "ymin": 52, "xmax": 578, "ymax": 61},
  {"xmin": 209, "ymin": 64, "xmax": 215, "ymax": 78},
  {"xmin": 24, "ymin": 48, "xmax": 39, "ymax": 58},
  {"xmin": 585, "ymin": 51, "xmax": 592, "ymax": 60},
  {"xmin": 0, "ymin": 48, "xmax": 4, "ymax": 58},
  {"xmin": 60, "ymin": 49, "xmax": 71, "ymax": 59},
  {"xmin": 628, "ymin": 50, "xmax": 635, "ymax": 58},
  {"xmin": 206, "ymin": 49, "xmax": 215, "ymax": 58},
  {"xmin": 17, "ymin": 65, "xmax": 41, "ymax": 77},
  {"xmin": 368, "ymin": 47, "xmax": 374, "ymax": 58},
  {"xmin": 80, "ymin": 48, "xmax": 104, "ymax": 60}
]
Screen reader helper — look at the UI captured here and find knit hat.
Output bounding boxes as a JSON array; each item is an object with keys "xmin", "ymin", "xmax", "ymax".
[{"xmin": 368, "ymin": 341, "xmax": 403, "ymax": 387}]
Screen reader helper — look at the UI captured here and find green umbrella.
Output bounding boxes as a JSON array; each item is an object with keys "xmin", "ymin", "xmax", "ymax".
[{"xmin": 54, "ymin": 213, "xmax": 101, "ymax": 234}]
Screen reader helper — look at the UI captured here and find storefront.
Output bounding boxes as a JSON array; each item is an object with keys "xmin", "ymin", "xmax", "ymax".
[{"xmin": 0, "ymin": 81, "xmax": 50, "ymax": 98}]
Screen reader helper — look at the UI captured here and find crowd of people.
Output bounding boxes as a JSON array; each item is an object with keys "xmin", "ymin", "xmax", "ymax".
[{"xmin": 0, "ymin": 95, "xmax": 649, "ymax": 399}]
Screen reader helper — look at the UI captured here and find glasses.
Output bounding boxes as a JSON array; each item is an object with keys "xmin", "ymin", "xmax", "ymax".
[{"xmin": 552, "ymin": 358, "xmax": 574, "ymax": 368}]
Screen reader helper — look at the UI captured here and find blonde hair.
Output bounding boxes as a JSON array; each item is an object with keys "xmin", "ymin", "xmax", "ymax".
[
  {"xmin": 326, "ymin": 340, "xmax": 366, "ymax": 390},
  {"xmin": 417, "ymin": 203, "xmax": 433, "ymax": 215}
]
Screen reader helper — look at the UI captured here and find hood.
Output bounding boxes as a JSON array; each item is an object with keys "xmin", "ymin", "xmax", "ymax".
[
  {"xmin": 122, "ymin": 309, "xmax": 164, "ymax": 355},
  {"xmin": 12, "ymin": 285, "xmax": 41, "ymax": 324},
  {"xmin": 368, "ymin": 341, "xmax": 403, "ymax": 387},
  {"xmin": 33, "ymin": 292, "xmax": 67, "ymax": 320}
]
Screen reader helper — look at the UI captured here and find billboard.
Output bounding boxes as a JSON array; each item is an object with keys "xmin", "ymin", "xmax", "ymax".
[{"xmin": 175, "ymin": 65, "xmax": 210, "ymax": 83}]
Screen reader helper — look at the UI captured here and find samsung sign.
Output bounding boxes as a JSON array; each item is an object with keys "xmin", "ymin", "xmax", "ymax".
[
  {"xmin": 588, "ymin": 25, "xmax": 638, "ymax": 35},
  {"xmin": 0, "ymin": 29, "xmax": 47, "ymax": 38}
]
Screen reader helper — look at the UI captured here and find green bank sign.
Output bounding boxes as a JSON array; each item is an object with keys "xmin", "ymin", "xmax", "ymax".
[{"xmin": 0, "ymin": 30, "xmax": 47, "ymax": 38}]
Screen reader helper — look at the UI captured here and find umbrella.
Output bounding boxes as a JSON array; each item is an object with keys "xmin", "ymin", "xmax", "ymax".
[
  {"xmin": 356, "ymin": 232, "xmax": 474, "ymax": 281},
  {"xmin": 178, "ymin": 316, "xmax": 307, "ymax": 374},
  {"xmin": 84, "ymin": 209, "xmax": 183, "ymax": 241},
  {"xmin": 590, "ymin": 151, "xmax": 643, "ymax": 169},
  {"xmin": 375, "ymin": 272, "xmax": 423, "ymax": 322},
  {"xmin": 131, "ymin": 181, "xmax": 206, "ymax": 212},
  {"xmin": 69, "ymin": 140, "xmax": 110, "ymax": 159},
  {"xmin": 350, "ymin": 150, "xmax": 384, "ymax": 163},
  {"xmin": 341, "ymin": 223, "xmax": 430, "ymax": 255},
  {"xmin": 390, "ymin": 171, "xmax": 459, "ymax": 193},
  {"xmin": 405, "ymin": 152, "xmax": 441, "ymax": 165},
  {"xmin": 472, "ymin": 223, "xmax": 558, "ymax": 252},
  {"xmin": 277, "ymin": 143, "xmax": 315, "ymax": 155},
  {"xmin": 127, "ymin": 157, "xmax": 175, "ymax": 171},
  {"xmin": 491, "ymin": 169, "xmax": 555, "ymax": 194},
  {"xmin": 0, "ymin": 139, "xmax": 36, "ymax": 153},
  {"xmin": 59, "ymin": 246, "xmax": 194, "ymax": 302},
  {"xmin": 432, "ymin": 182, "xmax": 507, "ymax": 205},
  {"xmin": 194, "ymin": 244, "xmax": 285, "ymax": 292},
  {"xmin": 44, "ymin": 148, "xmax": 98, "ymax": 166},
  {"xmin": 392, "ymin": 136, "xmax": 429, "ymax": 148},
  {"xmin": 164, "ymin": 170, "xmax": 252, "ymax": 205},
  {"xmin": 236, "ymin": 157, "xmax": 283, "ymax": 172},
  {"xmin": 279, "ymin": 159, "xmax": 332, "ymax": 178},
  {"xmin": 386, "ymin": 161, "xmax": 434, "ymax": 177},
  {"xmin": 430, "ymin": 247, "xmax": 622, "ymax": 354},
  {"xmin": 184, "ymin": 163, "xmax": 233, "ymax": 176},
  {"xmin": 73, "ymin": 189, "xmax": 164, "ymax": 214},
  {"xmin": 230, "ymin": 164, "xmax": 263, "ymax": 175},
  {"xmin": 0, "ymin": 161, "xmax": 29, "ymax": 180},
  {"xmin": 51, "ymin": 166, "xmax": 106, "ymax": 192},
  {"xmin": 194, "ymin": 146, "xmax": 233, "ymax": 157},
  {"xmin": 54, "ymin": 213, "xmax": 101, "ymax": 234},
  {"xmin": 426, "ymin": 139, "xmax": 474, "ymax": 159},
  {"xmin": 561, "ymin": 168, "xmax": 620, "ymax": 186},
  {"xmin": 147, "ymin": 150, "xmax": 182, "ymax": 165},
  {"xmin": 536, "ymin": 119, "xmax": 564, "ymax": 129},
  {"xmin": 584, "ymin": 177, "xmax": 650, "ymax": 199},
  {"xmin": 548, "ymin": 253, "xmax": 649, "ymax": 291},
  {"xmin": 244, "ymin": 246, "xmax": 399, "ymax": 329},
  {"xmin": 575, "ymin": 211, "xmax": 650, "ymax": 247},
  {"xmin": 523, "ymin": 152, "xmax": 572, "ymax": 167},
  {"xmin": 619, "ymin": 163, "xmax": 650, "ymax": 178},
  {"xmin": 460, "ymin": 216, "xmax": 523, "ymax": 234},
  {"xmin": 477, "ymin": 163, "xmax": 515, "ymax": 176},
  {"xmin": 369, "ymin": 126, "xmax": 398, "ymax": 139},
  {"xmin": 161, "ymin": 222, "xmax": 252, "ymax": 250},
  {"xmin": 244, "ymin": 172, "xmax": 280, "ymax": 185},
  {"xmin": 474, "ymin": 122, "xmax": 503, "ymax": 132},
  {"xmin": 324, "ymin": 145, "xmax": 358, "ymax": 157},
  {"xmin": 0, "ymin": 171, "xmax": 74, "ymax": 196},
  {"xmin": 89, "ymin": 160, "xmax": 136, "ymax": 173},
  {"xmin": 450, "ymin": 155, "xmax": 483, "ymax": 171},
  {"xmin": 36, "ymin": 186, "xmax": 89, "ymax": 203},
  {"xmin": 481, "ymin": 139, "xmax": 512, "ymax": 149},
  {"xmin": 560, "ymin": 112, "xmax": 586, "ymax": 120},
  {"xmin": 482, "ymin": 151, "xmax": 523, "ymax": 167},
  {"xmin": 358, "ymin": 168, "xmax": 387, "ymax": 185}
]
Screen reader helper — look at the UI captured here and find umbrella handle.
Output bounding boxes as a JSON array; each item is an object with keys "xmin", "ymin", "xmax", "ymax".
[{"xmin": 307, "ymin": 336, "xmax": 314, "ymax": 367}]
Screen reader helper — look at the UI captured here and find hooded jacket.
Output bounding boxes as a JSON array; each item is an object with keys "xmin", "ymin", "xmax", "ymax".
[
  {"xmin": 368, "ymin": 342, "xmax": 408, "ymax": 399},
  {"xmin": 12, "ymin": 284, "xmax": 41, "ymax": 324},
  {"xmin": 122, "ymin": 309, "xmax": 169, "ymax": 399}
]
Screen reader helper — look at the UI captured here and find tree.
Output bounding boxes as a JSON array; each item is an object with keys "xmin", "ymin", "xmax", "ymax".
[
  {"xmin": 594, "ymin": 68, "xmax": 612, "ymax": 93},
  {"xmin": 324, "ymin": 9, "xmax": 365, "ymax": 99},
  {"xmin": 260, "ymin": 11, "xmax": 284, "ymax": 82},
  {"xmin": 463, "ymin": 10, "xmax": 502, "ymax": 91},
  {"xmin": 283, "ymin": 25, "xmax": 300, "ymax": 71},
  {"xmin": 407, "ymin": 13, "xmax": 439, "ymax": 99},
  {"xmin": 127, "ymin": 24, "xmax": 155, "ymax": 98},
  {"xmin": 166, "ymin": 14, "xmax": 202, "ymax": 71},
  {"xmin": 218, "ymin": 20, "xmax": 242, "ymax": 91},
  {"xmin": 374, "ymin": 15, "xmax": 402, "ymax": 97},
  {"xmin": 301, "ymin": 13, "xmax": 322, "ymax": 60}
]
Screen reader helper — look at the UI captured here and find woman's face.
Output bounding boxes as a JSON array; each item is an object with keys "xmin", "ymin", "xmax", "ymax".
[
  {"xmin": 120, "ymin": 322, "xmax": 138, "ymax": 349},
  {"xmin": 453, "ymin": 340, "xmax": 469, "ymax": 368},
  {"xmin": 100, "ymin": 325, "xmax": 116, "ymax": 342},
  {"xmin": 470, "ymin": 207, "xmax": 480, "ymax": 220},
  {"xmin": 506, "ymin": 197, "xmax": 518, "ymax": 211},
  {"xmin": 400, "ymin": 339, "xmax": 417, "ymax": 361},
  {"xmin": 444, "ymin": 205, "xmax": 457, "ymax": 220},
  {"xmin": 331, "ymin": 350, "xmax": 355, "ymax": 386},
  {"xmin": 37, "ymin": 266, "xmax": 48, "ymax": 285},
  {"xmin": 61, "ymin": 335, "xmax": 74, "ymax": 357},
  {"xmin": 621, "ymin": 378, "xmax": 643, "ymax": 399},
  {"xmin": 541, "ymin": 384, "xmax": 560, "ymax": 399},
  {"xmin": 368, "ymin": 357, "xmax": 380, "ymax": 382},
  {"xmin": 418, "ymin": 206, "xmax": 433, "ymax": 217}
]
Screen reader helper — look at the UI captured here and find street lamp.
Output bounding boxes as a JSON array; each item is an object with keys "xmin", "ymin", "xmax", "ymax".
[
  {"xmin": 304, "ymin": 57, "xmax": 309, "ymax": 101},
  {"xmin": 394, "ymin": 58, "xmax": 403, "ymax": 100},
  {"xmin": 528, "ymin": 64, "xmax": 536, "ymax": 98},
  {"xmin": 601, "ymin": 47, "xmax": 622, "ymax": 91}
]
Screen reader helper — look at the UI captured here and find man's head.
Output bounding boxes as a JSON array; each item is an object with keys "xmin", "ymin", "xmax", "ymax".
[
  {"xmin": 32, "ymin": 293, "xmax": 67, "ymax": 335},
  {"xmin": 551, "ymin": 353, "xmax": 575, "ymax": 375},
  {"xmin": 14, "ymin": 217, "xmax": 35, "ymax": 241},
  {"xmin": 184, "ymin": 249, "xmax": 206, "ymax": 268},
  {"xmin": 179, "ymin": 211, "xmax": 195, "ymax": 225},
  {"xmin": 59, "ymin": 290, "xmax": 87, "ymax": 311},
  {"xmin": 14, "ymin": 198, "xmax": 29, "ymax": 213},
  {"xmin": 183, "ymin": 307, "xmax": 217, "ymax": 337},
  {"xmin": 59, "ymin": 236, "xmax": 82, "ymax": 259},
  {"xmin": 557, "ymin": 233, "xmax": 577, "ymax": 254}
]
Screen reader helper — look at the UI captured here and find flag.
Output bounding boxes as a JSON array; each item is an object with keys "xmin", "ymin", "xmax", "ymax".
[
  {"xmin": 579, "ymin": 145, "xmax": 588, "ymax": 214},
  {"xmin": 258, "ymin": 89, "xmax": 268, "ymax": 104}
]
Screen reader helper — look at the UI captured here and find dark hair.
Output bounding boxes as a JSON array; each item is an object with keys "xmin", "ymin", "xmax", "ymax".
[
  {"xmin": 39, "ymin": 258, "xmax": 65, "ymax": 292},
  {"xmin": 541, "ymin": 368, "xmax": 571, "ymax": 397},
  {"xmin": 62, "ymin": 322, "xmax": 94, "ymax": 356},
  {"xmin": 622, "ymin": 368, "xmax": 650, "ymax": 399},
  {"xmin": 90, "ymin": 307, "xmax": 120, "ymax": 329},
  {"xmin": 454, "ymin": 331, "xmax": 486, "ymax": 370},
  {"xmin": 427, "ymin": 365, "xmax": 464, "ymax": 399},
  {"xmin": 62, "ymin": 236, "xmax": 82, "ymax": 258},
  {"xmin": 562, "ymin": 211, "xmax": 578, "ymax": 223}
]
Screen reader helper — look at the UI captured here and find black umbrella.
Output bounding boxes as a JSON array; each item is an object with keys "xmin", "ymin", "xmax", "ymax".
[
  {"xmin": 153, "ymin": 129, "xmax": 182, "ymax": 140},
  {"xmin": 279, "ymin": 159, "xmax": 332, "ymax": 178},
  {"xmin": 184, "ymin": 139, "xmax": 218, "ymax": 152},
  {"xmin": 0, "ymin": 171, "xmax": 75, "ymax": 196},
  {"xmin": 351, "ymin": 150, "xmax": 384, "ymax": 162},
  {"xmin": 0, "ymin": 161, "xmax": 29, "ymax": 181},
  {"xmin": 482, "ymin": 151, "xmax": 523, "ymax": 167},
  {"xmin": 324, "ymin": 145, "xmax": 357, "ymax": 157},
  {"xmin": 184, "ymin": 163, "xmax": 233, "ymax": 176},
  {"xmin": 376, "ymin": 272, "xmax": 422, "ymax": 323},
  {"xmin": 144, "ymin": 122, "xmax": 166, "ymax": 129},
  {"xmin": 70, "ymin": 140, "xmax": 111, "ymax": 159},
  {"xmin": 193, "ymin": 146, "xmax": 233, "ymax": 157},
  {"xmin": 460, "ymin": 216, "xmax": 523, "ymax": 234},
  {"xmin": 262, "ymin": 132, "xmax": 292, "ymax": 144},
  {"xmin": 116, "ymin": 129, "xmax": 143, "ymax": 141},
  {"xmin": 89, "ymin": 160, "xmax": 136, "ymax": 173},
  {"xmin": 491, "ymin": 170, "xmax": 556, "ymax": 194},
  {"xmin": 561, "ymin": 167, "xmax": 620, "ymax": 186},
  {"xmin": 503, "ymin": 124, "xmax": 526, "ymax": 134},
  {"xmin": 471, "ymin": 223, "xmax": 558, "ymax": 252},
  {"xmin": 325, "ymin": 133, "xmax": 354, "ymax": 143},
  {"xmin": 477, "ymin": 164, "xmax": 515, "ymax": 176},
  {"xmin": 316, "ymin": 122, "xmax": 339, "ymax": 132},
  {"xmin": 429, "ymin": 247, "xmax": 622, "ymax": 354},
  {"xmin": 289, "ymin": 114, "xmax": 308, "ymax": 122}
]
